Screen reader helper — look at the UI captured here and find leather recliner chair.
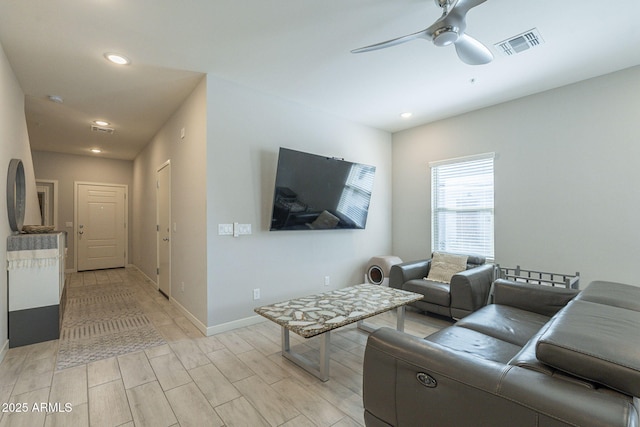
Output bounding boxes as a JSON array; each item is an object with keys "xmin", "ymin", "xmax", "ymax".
[{"xmin": 389, "ymin": 253, "xmax": 494, "ymax": 319}]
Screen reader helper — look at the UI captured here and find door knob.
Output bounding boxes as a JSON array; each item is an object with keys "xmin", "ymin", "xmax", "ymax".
[{"xmin": 163, "ymin": 237, "xmax": 169, "ymax": 241}]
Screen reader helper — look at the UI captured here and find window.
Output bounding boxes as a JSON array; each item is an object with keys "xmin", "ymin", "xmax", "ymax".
[{"xmin": 430, "ymin": 153, "xmax": 494, "ymax": 259}]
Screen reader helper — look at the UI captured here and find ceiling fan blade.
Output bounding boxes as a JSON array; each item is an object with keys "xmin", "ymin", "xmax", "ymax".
[
  {"xmin": 351, "ymin": 29, "xmax": 429, "ymax": 54},
  {"xmin": 450, "ymin": 0, "xmax": 488, "ymax": 16},
  {"xmin": 454, "ymin": 33, "xmax": 493, "ymax": 65}
]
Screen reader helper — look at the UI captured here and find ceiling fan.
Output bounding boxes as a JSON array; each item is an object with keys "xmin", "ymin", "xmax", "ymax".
[{"xmin": 352, "ymin": 0, "xmax": 493, "ymax": 65}]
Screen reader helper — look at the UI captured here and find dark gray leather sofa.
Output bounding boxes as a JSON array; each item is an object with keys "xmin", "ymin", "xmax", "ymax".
[
  {"xmin": 389, "ymin": 254, "xmax": 494, "ymax": 319},
  {"xmin": 363, "ymin": 279, "xmax": 640, "ymax": 427}
]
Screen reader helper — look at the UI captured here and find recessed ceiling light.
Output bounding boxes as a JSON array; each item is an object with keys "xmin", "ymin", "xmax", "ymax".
[
  {"xmin": 104, "ymin": 52, "xmax": 131, "ymax": 65},
  {"xmin": 48, "ymin": 95, "xmax": 64, "ymax": 104},
  {"xmin": 90, "ymin": 148, "xmax": 102, "ymax": 153},
  {"xmin": 400, "ymin": 112, "xmax": 413, "ymax": 119},
  {"xmin": 93, "ymin": 120, "xmax": 110, "ymax": 126}
]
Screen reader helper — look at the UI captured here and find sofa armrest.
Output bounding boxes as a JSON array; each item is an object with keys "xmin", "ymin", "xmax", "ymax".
[
  {"xmin": 450, "ymin": 263, "xmax": 494, "ymax": 318},
  {"xmin": 364, "ymin": 327, "xmax": 507, "ymax": 426},
  {"xmin": 493, "ymin": 279, "xmax": 579, "ymax": 317},
  {"xmin": 389, "ymin": 260, "xmax": 430, "ymax": 290},
  {"xmin": 363, "ymin": 327, "xmax": 637, "ymax": 427}
]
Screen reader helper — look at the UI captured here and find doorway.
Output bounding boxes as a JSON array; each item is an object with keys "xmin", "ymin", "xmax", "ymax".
[
  {"xmin": 36, "ymin": 179, "xmax": 58, "ymax": 227},
  {"xmin": 75, "ymin": 182, "xmax": 127, "ymax": 271},
  {"xmin": 157, "ymin": 161, "xmax": 171, "ymax": 298}
]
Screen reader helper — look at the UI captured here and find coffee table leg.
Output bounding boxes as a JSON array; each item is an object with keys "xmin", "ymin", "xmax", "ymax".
[
  {"xmin": 281, "ymin": 327, "xmax": 330, "ymax": 382},
  {"xmin": 318, "ymin": 332, "xmax": 330, "ymax": 381},
  {"xmin": 282, "ymin": 326, "xmax": 291, "ymax": 353},
  {"xmin": 356, "ymin": 319, "xmax": 375, "ymax": 333},
  {"xmin": 396, "ymin": 306, "xmax": 406, "ymax": 332},
  {"xmin": 358, "ymin": 305, "xmax": 408, "ymax": 333}
]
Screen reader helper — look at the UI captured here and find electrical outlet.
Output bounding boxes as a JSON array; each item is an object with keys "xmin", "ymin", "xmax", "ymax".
[
  {"xmin": 324, "ymin": 276, "xmax": 330, "ymax": 287},
  {"xmin": 253, "ymin": 288, "xmax": 260, "ymax": 300}
]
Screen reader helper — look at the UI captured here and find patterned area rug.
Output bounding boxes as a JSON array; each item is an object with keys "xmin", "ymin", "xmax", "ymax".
[{"xmin": 56, "ymin": 281, "xmax": 166, "ymax": 370}]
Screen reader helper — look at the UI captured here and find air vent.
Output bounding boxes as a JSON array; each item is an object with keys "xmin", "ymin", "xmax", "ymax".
[
  {"xmin": 495, "ymin": 28, "xmax": 544, "ymax": 57},
  {"xmin": 90, "ymin": 125, "xmax": 114, "ymax": 134}
]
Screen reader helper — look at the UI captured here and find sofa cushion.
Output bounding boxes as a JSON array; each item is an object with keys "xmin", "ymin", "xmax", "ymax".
[
  {"xmin": 426, "ymin": 326, "xmax": 522, "ymax": 364},
  {"xmin": 456, "ymin": 304, "xmax": 551, "ymax": 346},
  {"xmin": 492, "ymin": 279, "xmax": 579, "ymax": 317},
  {"xmin": 509, "ymin": 334, "xmax": 598, "ymax": 390},
  {"xmin": 575, "ymin": 280, "xmax": 640, "ymax": 312},
  {"xmin": 536, "ymin": 300, "xmax": 640, "ymax": 396},
  {"xmin": 426, "ymin": 252, "xmax": 468, "ymax": 283},
  {"xmin": 403, "ymin": 279, "xmax": 450, "ymax": 306}
]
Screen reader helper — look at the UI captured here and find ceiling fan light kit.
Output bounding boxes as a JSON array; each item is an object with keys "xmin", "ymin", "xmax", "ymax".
[
  {"xmin": 433, "ymin": 27, "xmax": 459, "ymax": 46},
  {"xmin": 352, "ymin": 0, "xmax": 493, "ymax": 65}
]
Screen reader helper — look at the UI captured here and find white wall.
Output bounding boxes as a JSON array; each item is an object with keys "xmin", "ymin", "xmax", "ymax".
[
  {"xmin": 205, "ymin": 76, "xmax": 393, "ymax": 329},
  {"xmin": 392, "ymin": 65, "xmax": 640, "ymax": 287},
  {"xmin": 0, "ymin": 42, "xmax": 41, "ymax": 357},
  {"xmin": 132, "ymin": 77, "xmax": 208, "ymax": 326},
  {"xmin": 31, "ymin": 151, "xmax": 133, "ymax": 271}
]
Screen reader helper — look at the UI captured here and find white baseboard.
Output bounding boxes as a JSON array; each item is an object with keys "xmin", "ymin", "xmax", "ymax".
[
  {"xmin": 170, "ymin": 297, "xmax": 208, "ymax": 335},
  {"xmin": 129, "ymin": 264, "xmax": 158, "ymax": 290},
  {"xmin": 168, "ymin": 297, "xmax": 264, "ymax": 337},
  {"xmin": 205, "ymin": 315, "xmax": 266, "ymax": 336},
  {"xmin": 128, "ymin": 265, "xmax": 210, "ymax": 335},
  {"xmin": 128, "ymin": 265, "xmax": 265, "ymax": 337}
]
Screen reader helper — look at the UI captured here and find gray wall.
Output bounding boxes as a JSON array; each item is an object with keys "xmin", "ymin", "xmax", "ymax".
[
  {"xmin": 31, "ymin": 151, "xmax": 134, "ymax": 271},
  {"xmin": 205, "ymin": 75, "xmax": 393, "ymax": 330},
  {"xmin": 392, "ymin": 65, "xmax": 640, "ymax": 287},
  {"xmin": 0, "ymin": 42, "xmax": 42, "ymax": 356},
  {"xmin": 132, "ymin": 77, "xmax": 208, "ymax": 327}
]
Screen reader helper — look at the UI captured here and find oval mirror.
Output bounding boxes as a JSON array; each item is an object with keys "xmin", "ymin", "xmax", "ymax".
[{"xmin": 7, "ymin": 158, "xmax": 26, "ymax": 232}]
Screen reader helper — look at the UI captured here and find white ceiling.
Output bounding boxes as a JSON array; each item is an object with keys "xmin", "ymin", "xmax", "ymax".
[{"xmin": 1, "ymin": 0, "xmax": 639, "ymax": 160}]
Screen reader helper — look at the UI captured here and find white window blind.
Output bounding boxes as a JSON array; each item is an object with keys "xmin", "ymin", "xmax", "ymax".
[{"xmin": 430, "ymin": 153, "xmax": 494, "ymax": 259}]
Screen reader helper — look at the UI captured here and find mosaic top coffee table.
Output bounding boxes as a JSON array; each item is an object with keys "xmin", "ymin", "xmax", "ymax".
[{"xmin": 254, "ymin": 284, "xmax": 423, "ymax": 381}]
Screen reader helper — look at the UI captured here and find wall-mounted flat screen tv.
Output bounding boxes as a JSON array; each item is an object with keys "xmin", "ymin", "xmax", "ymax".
[{"xmin": 270, "ymin": 148, "xmax": 376, "ymax": 231}]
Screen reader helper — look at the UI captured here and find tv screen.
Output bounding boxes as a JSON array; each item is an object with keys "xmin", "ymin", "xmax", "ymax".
[{"xmin": 270, "ymin": 148, "xmax": 376, "ymax": 231}]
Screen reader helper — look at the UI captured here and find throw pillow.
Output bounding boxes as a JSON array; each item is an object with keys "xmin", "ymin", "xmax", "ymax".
[{"xmin": 426, "ymin": 252, "xmax": 468, "ymax": 284}]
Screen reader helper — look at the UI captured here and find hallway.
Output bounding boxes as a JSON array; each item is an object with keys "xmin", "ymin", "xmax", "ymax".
[{"xmin": 0, "ymin": 267, "xmax": 450, "ymax": 426}]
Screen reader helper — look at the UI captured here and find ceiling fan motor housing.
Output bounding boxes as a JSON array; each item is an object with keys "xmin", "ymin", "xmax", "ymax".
[{"xmin": 433, "ymin": 26, "xmax": 459, "ymax": 46}]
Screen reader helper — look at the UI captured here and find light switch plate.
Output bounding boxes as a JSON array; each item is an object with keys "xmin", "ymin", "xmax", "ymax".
[
  {"xmin": 218, "ymin": 224, "xmax": 233, "ymax": 235},
  {"xmin": 237, "ymin": 223, "xmax": 252, "ymax": 235}
]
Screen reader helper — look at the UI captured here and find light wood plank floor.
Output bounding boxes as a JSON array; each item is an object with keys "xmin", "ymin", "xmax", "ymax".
[{"xmin": 0, "ymin": 268, "xmax": 452, "ymax": 427}]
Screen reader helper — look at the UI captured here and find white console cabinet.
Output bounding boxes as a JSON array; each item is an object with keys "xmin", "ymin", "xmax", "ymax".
[{"xmin": 7, "ymin": 232, "xmax": 66, "ymax": 348}]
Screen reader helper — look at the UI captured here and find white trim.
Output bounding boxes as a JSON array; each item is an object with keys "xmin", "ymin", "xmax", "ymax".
[
  {"xmin": 429, "ymin": 152, "xmax": 495, "ymax": 168},
  {"xmin": 131, "ymin": 264, "xmax": 158, "ymax": 289},
  {"xmin": 170, "ymin": 297, "xmax": 208, "ymax": 335},
  {"xmin": 127, "ymin": 264, "xmax": 263, "ymax": 338},
  {"xmin": 156, "ymin": 160, "xmax": 171, "ymax": 298},
  {"xmin": 206, "ymin": 316, "xmax": 267, "ymax": 336},
  {"xmin": 130, "ymin": 264, "xmax": 209, "ymax": 336}
]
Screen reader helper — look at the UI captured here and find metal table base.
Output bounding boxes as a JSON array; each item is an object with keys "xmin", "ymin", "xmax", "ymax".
[{"xmin": 280, "ymin": 306, "xmax": 406, "ymax": 382}]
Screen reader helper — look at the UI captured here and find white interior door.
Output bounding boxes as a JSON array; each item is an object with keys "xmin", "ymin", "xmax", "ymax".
[
  {"xmin": 76, "ymin": 183, "xmax": 127, "ymax": 271},
  {"xmin": 157, "ymin": 162, "xmax": 171, "ymax": 298}
]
